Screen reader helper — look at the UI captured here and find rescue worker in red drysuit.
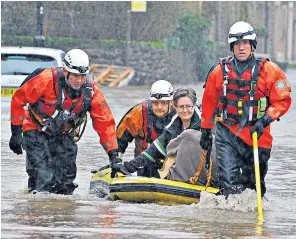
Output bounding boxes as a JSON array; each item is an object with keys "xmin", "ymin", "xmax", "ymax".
[
  {"xmin": 116, "ymin": 80, "xmax": 176, "ymax": 177},
  {"xmin": 200, "ymin": 21, "xmax": 292, "ymax": 197},
  {"xmin": 9, "ymin": 49, "xmax": 126, "ymax": 195}
]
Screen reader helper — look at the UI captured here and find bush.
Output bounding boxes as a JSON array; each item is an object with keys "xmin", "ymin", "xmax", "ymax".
[
  {"xmin": 1, "ymin": 35, "xmax": 167, "ymax": 51},
  {"xmin": 166, "ymin": 15, "xmax": 216, "ymax": 82},
  {"xmin": 288, "ymin": 62, "xmax": 296, "ymax": 69}
]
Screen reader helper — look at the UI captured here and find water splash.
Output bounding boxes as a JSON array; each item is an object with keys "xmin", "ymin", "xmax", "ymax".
[{"xmin": 197, "ymin": 189, "xmax": 271, "ymax": 212}]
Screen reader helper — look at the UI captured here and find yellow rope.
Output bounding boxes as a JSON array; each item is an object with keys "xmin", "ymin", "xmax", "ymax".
[
  {"xmin": 205, "ymin": 158, "xmax": 212, "ymax": 188},
  {"xmin": 190, "ymin": 151, "xmax": 206, "ymax": 184},
  {"xmin": 190, "ymin": 150, "xmax": 213, "ymax": 188}
]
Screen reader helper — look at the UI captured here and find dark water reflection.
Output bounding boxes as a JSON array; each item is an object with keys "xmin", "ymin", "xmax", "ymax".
[{"xmin": 1, "ymin": 70, "xmax": 296, "ymax": 238}]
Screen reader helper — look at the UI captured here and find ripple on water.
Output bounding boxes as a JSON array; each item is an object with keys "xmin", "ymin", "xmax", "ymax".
[{"xmin": 2, "ymin": 79, "xmax": 296, "ymax": 238}]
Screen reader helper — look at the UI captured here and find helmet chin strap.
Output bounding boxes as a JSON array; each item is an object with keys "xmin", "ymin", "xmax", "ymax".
[
  {"xmin": 167, "ymin": 101, "xmax": 171, "ymax": 114},
  {"xmin": 65, "ymin": 72, "xmax": 73, "ymax": 87},
  {"xmin": 163, "ymin": 101, "xmax": 172, "ymax": 117}
]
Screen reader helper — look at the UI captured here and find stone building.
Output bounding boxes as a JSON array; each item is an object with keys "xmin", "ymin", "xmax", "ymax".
[{"xmin": 1, "ymin": 1, "xmax": 295, "ymax": 84}]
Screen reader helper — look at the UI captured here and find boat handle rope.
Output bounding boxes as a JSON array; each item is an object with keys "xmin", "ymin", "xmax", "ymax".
[{"xmin": 190, "ymin": 150, "xmax": 213, "ymax": 188}]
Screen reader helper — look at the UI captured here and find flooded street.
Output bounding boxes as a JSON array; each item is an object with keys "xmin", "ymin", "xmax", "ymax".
[{"xmin": 1, "ymin": 70, "xmax": 296, "ymax": 238}]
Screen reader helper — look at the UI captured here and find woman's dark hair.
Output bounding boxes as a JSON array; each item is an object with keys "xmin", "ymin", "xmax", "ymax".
[{"xmin": 173, "ymin": 88, "xmax": 197, "ymax": 107}]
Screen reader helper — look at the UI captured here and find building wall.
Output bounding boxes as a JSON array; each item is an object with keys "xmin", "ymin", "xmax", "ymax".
[
  {"xmin": 1, "ymin": 1, "xmax": 295, "ymax": 62},
  {"xmin": 202, "ymin": 1, "xmax": 295, "ymax": 61}
]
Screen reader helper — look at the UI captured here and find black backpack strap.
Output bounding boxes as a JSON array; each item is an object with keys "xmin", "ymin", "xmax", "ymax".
[
  {"xmin": 249, "ymin": 57, "xmax": 269, "ymax": 96},
  {"xmin": 80, "ymin": 75, "xmax": 94, "ymax": 116},
  {"xmin": 146, "ymin": 99, "xmax": 154, "ymax": 143},
  {"xmin": 20, "ymin": 68, "xmax": 45, "ymax": 87},
  {"xmin": 203, "ymin": 63, "xmax": 219, "ymax": 88},
  {"xmin": 55, "ymin": 67, "xmax": 65, "ymax": 111},
  {"xmin": 116, "ymin": 103, "xmax": 141, "ymax": 129},
  {"xmin": 249, "ymin": 57, "xmax": 263, "ymax": 97}
]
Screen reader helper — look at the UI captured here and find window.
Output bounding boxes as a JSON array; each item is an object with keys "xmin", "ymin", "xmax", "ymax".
[{"xmin": 1, "ymin": 54, "xmax": 58, "ymax": 75}]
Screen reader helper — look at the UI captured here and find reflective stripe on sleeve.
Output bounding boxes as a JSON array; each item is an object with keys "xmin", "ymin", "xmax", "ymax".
[
  {"xmin": 142, "ymin": 151, "xmax": 156, "ymax": 162},
  {"xmin": 153, "ymin": 139, "xmax": 167, "ymax": 157}
]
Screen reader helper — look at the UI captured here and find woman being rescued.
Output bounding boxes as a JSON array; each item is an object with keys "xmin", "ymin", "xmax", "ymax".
[{"xmin": 112, "ymin": 88, "xmax": 219, "ymax": 187}]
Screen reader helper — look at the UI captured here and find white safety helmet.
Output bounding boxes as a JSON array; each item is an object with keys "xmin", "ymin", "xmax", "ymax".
[
  {"xmin": 228, "ymin": 21, "xmax": 257, "ymax": 50},
  {"xmin": 63, "ymin": 49, "xmax": 90, "ymax": 74},
  {"xmin": 149, "ymin": 80, "xmax": 174, "ymax": 101}
]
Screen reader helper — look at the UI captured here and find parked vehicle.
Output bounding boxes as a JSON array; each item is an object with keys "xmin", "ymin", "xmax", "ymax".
[{"xmin": 1, "ymin": 46, "xmax": 65, "ymax": 102}]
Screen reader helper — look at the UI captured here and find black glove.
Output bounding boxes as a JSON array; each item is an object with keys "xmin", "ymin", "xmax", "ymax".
[
  {"xmin": 200, "ymin": 128, "xmax": 212, "ymax": 150},
  {"xmin": 250, "ymin": 114, "xmax": 272, "ymax": 139},
  {"xmin": 9, "ymin": 124, "xmax": 23, "ymax": 155},
  {"xmin": 108, "ymin": 150, "xmax": 130, "ymax": 178}
]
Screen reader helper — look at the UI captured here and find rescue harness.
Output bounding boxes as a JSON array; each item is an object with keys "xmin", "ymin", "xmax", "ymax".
[
  {"xmin": 135, "ymin": 100, "xmax": 159, "ymax": 153},
  {"xmin": 27, "ymin": 67, "xmax": 94, "ymax": 141},
  {"xmin": 217, "ymin": 56, "xmax": 269, "ymax": 131}
]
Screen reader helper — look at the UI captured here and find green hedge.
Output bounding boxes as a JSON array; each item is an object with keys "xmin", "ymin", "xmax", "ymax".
[
  {"xmin": 166, "ymin": 14, "xmax": 215, "ymax": 81},
  {"xmin": 288, "ymin": 62, "xmax": 296, "ymax": 69},
  {"xmin": 1, "ymin": 35, "xmax": 167, "ymax": 49}
]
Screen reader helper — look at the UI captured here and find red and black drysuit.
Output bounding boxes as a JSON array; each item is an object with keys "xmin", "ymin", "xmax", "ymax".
[
  {"xmin": 10, "ymin": 67, "xmax": 118, "ymax": 194},
  {"xmin": 116, "ymin": 100, "xmax": 175, "ymax": 176},
  {"xmin": 201, "ymin": 56, "xmax": 292, "ymax": 196}
]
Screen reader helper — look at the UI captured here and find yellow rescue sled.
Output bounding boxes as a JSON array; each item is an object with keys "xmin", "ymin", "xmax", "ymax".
[{"xmin": 90, "ymin": 168, "xmax": 220, "ymax": 205}]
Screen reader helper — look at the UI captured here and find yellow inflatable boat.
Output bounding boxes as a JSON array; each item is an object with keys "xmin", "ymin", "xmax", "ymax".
[{"xmin": 90, "ymin": 168, "xmax": 220, "ymax": 205}]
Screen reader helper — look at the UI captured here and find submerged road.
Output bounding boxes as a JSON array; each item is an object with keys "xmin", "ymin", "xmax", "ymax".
[{"xmin": 1, "ymin": 69, "xmax": 296, "ymax": 238}]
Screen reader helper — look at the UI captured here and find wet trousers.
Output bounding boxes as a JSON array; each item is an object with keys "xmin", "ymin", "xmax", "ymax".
[
  {"xmin": 215, "ymin": 122, "xmax": 271, "ymax": 197},
  {"xmin": 23, "ymin": 130, "xmax": 78, "ymax": 195}
]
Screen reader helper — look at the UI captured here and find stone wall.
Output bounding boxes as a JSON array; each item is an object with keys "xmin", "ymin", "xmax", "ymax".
[
  {"xmin": 2, "ymin": 1, "xmax": 295, "ymax": 85},
  {"xmin": 82, "ymin": 43, "xmax": 198, "ymax": 85},
  {"xmin": 2, "ymin": 1, "xmax": 295, "ymax": 61}
]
